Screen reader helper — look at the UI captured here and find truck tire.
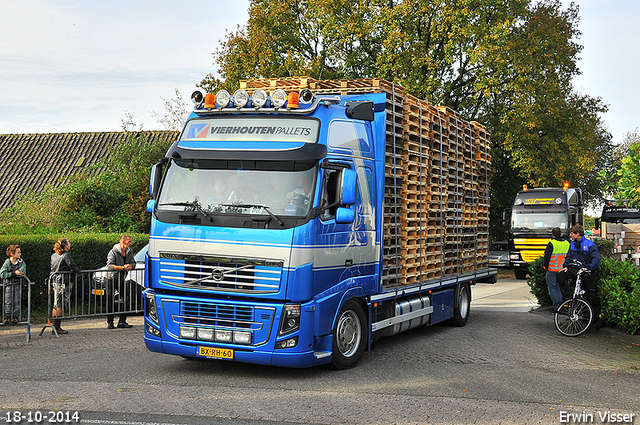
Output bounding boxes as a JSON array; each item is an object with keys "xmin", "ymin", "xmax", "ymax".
[
  {"xmin": 450, "ymin": 283, "xmax": 471, "ymax": 327},
  {"xmin": 330, "ymin": 299, "xmax": 366, "ymax": 369},
  {"xmin": 514, "ymin": 269, "xmax": 528, "ymax": 280}
]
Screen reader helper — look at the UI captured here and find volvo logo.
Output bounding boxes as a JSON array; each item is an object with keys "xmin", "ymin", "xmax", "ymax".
[{"xmin": 211, "ymin": 268, "xmax": 226, "ymax": 282}]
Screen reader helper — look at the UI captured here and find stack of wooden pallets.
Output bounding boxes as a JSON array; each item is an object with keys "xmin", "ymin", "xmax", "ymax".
[{"xmin": 240, "ymin": 77, "xmax": 491, "ymax": 289}]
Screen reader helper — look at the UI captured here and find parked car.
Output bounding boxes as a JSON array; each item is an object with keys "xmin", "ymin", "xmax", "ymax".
[{"xmin": 488, "ymin": 241, "xmax": 510, "ymax": 268}]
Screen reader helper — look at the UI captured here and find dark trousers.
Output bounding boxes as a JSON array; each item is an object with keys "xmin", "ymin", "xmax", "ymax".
[
  {"xmin": 105, "ymin": 277, "xmax": 128, "ymax": 324},
  {"xmin": 557, "ymin": 268, "xmax": 601, "ymax": 317}
]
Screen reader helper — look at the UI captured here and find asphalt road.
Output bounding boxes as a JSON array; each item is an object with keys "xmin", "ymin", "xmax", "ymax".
[{"xmin": 0, "ymin": 273, "xmax": 638, "ymax": 425}]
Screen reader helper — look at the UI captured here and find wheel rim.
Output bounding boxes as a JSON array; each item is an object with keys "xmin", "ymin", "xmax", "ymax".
[
  {"xmin": 554, "ymin": 299, "xmax": 592, "ymax": 336},
  {"xmin": 336, "ymin": 310, "xmax": 362, "ymax": 357},
  {"xmin": 459, "ymin": 286, "xmax": 469, "ymax": 319}
]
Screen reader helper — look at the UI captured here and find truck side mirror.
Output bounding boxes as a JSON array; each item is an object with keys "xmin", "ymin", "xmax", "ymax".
[
  {"xmin": 335, "ymin": 207, "xmax": 355, "ymax": 224},
  {"xmin": 150, "ymin": 163, "xmax": 163, "ymax": 199},
  {"xmin": 502, "ymin": 208, "xmax": 511, "ymax": 229},
  {"xmin": 340, "ymin": 168, "xmax": 357, "ymax": 206},
  {"xmin": 146, "ymin": 199, "xmax": 155, "ymax": 213},
  {"xmin": 594, "ymin": 218, "xmax": 600, "ymax": 230}
]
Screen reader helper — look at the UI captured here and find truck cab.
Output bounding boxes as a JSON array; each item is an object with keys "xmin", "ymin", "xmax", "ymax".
[{"xmin": 504, "ymin": 185, "xmax": 582, "ymax": 279}]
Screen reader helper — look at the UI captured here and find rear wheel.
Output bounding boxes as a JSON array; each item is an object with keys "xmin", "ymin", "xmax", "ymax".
[
  {"xmin": 450, "ymin": 283, "xmax": 471, "ymax": 327},
  {"xmin": 554, "ymin": 298, "xmax": 593, "ymax": 337},
  {"xmin": 330, "ymin": 299, "xmax": 366, "ymax": 369}
]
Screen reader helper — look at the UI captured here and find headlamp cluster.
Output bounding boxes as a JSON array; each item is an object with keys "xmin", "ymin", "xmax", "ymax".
[{"xmin": 192, "ymin": 88, "xmax": 315, "ymax": 110}]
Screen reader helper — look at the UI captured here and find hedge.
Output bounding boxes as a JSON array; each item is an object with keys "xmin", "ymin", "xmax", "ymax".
[
  {"xmin": 0, "ymin": 233, "xmax": 148, "ymax": 311},
  {"xmin": 527, "ymin": 238, "xmax": 640, "ymax": 334}
]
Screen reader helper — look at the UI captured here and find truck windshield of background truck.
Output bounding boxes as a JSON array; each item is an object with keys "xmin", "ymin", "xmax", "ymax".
[
  {"xmin": 511, "ymin": 212, "xmax": 568, "ymax": 230},
  {"xmin": 157, "ymin": 159, "xmax": 317, "ymax": 218}
]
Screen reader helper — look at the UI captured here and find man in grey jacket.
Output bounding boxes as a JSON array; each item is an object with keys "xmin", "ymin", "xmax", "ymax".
[{"xmin": 106, "ymin": 235, "xmax": 136, "ymax": 329}]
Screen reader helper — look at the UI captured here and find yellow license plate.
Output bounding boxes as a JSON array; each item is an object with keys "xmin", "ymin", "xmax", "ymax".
[
  {"xmin": 198, "ymin": 346, "xmax": 234, "ymax": 360},
  {"xmin": 92, "ymin": 289, "xmax": 105, "ymax": 295}
]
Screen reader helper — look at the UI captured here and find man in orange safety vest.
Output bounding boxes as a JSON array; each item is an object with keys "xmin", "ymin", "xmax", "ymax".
[{"xmin": 543, "ymin": 227, "xmax": 569, "ymax": 310}]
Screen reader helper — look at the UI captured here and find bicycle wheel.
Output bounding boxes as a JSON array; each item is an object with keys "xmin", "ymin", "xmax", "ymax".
[{"xmin": 554, "ymin": 298, "xmax": 593, "ymax": 337}]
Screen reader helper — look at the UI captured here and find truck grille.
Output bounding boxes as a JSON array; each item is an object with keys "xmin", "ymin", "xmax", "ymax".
[
  {"xmin": 180, "ymin": 302, "xmax": 253, "ymax": 325},
  {"xmin": 159, "ymin": 253, "xmax": 283, "ymax": 293}
]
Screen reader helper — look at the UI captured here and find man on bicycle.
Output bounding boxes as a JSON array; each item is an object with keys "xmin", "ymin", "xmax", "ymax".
[{"xmin": 559, "ymin": 224, "xmax": 603, "ymax": 329}]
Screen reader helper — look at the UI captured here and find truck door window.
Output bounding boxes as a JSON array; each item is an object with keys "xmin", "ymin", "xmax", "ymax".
[
  {"xmin": 328, "ymin": 120, "xmax": 372, "ymax": 156},
  {"xmin": 320, "ymin": 169, "xmax": 340, "ymax": 220}
]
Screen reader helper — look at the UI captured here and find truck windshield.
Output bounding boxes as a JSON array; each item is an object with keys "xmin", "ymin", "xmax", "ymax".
[
  {"xmin": 157, "ymin": 159, "xmax": 317, "ymax": 218},
  {"xmin": 511, "ymin": 212, "xmax": 568, "ymax": 230}
]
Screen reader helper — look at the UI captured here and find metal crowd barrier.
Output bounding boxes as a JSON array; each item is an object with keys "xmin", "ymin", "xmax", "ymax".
[
  {"xmin": 39, "ymin": 268, "xmax": 145, "ymax": 338},
  {"xmin": 1, "ymin": 275, "xmax": 34, "ymax": 342}
]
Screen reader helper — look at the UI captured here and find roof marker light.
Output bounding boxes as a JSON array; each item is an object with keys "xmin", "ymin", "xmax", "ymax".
[
  {"xmin": 272, "ymin": 89, "xmax": 288, "ymax": 108},
  {"xmin": 204, "ymin": 93, "xmax": 216, "ymax": 109},
  {"xmin": 522, "ymin": 184, "xmax": 528, "ymax": 191},
  {"xmin": 216, "ymin": 90, "xmax": 231, "ymax": 108},
  {"xmin": 563, "ymin": 182, "xmax": 570, "ymax": 191},
  {"xmin": 288, "ymin": 92, "xmax": 299, "ymax": 109},
  {"xmin": 252, "ymin": 89, "xmax": 268, "ymax": 108},
  {"xmin": 233, "ymin": 89, "xmax": 249, "ymax": 108}
]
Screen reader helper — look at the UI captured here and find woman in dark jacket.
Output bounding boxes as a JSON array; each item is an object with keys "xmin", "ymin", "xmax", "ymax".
[{"xmin": 50, "ymin": 238, "xmax": 81, "ymax": 334}]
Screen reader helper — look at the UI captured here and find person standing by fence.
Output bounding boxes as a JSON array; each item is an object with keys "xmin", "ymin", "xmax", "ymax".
[
  {"xmin": 1, "ymin": 245, "xmax": 26, "ymax": 324},
  {"xmin": 50, "ymin": 238, "xmax": 81, "ymax": 335},
  {"xmin": 105, "ymin": 235, "xmax": 136, "ymax": 329}
]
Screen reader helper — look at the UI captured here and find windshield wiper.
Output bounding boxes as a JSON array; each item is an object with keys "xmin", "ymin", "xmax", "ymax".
[
  {"xmin": 220, "ymin": 203, "xmax": 284, "ymax": 227},
  {"xmin": 159, "ymin": 200, "xmax": 214, "ymax": 222}
]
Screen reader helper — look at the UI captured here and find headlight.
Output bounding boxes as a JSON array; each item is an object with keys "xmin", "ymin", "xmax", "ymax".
[
  {"xmin": 146, "ymin": 292, "xmax": 159, "ymax": 325},
  {"xmin": 216, "ymin": 90, "xmax": 231, "ymax": 108},
  {"xmin": 510, "ymin": 253, "xmax": 520, "ymax": 260},
  {"xmin": 271, "ymin": 89, "xmax": 288, "ymax": 108},
  {"xmin": 215, "ymin": 329, "xmax": 233, "ymax": 342},
  {"xmin": 252, "ymin": 89, "xmax": 268, "ymax": 108},
  {"xmin": 279, "ymin": 304, "xmax": 300, "ymax": 335},
  {"xmin": 197, "ymin": 328, "xmax": 215, "ymax": 341},
  {"xmin": 233, "ymin": 89, "xmax": 249, "ymax": 108},
  {"xmin": 179, "ymin": 327, "xmax": 197, "ymax": 339}
]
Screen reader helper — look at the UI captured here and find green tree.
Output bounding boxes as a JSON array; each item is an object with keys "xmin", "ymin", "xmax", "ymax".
[
  {"xmin": 203, "ymin": 0, "xmax": 612, "ymax": 215},
  {"xmin": 611, "ymin": 142, "xmax": 640, "ymax": 207}
]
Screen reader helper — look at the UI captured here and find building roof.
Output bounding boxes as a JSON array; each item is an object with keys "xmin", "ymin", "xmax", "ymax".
[{"xmin": 0, "ymin": 131, "xmax": 177, "ymax": 211}]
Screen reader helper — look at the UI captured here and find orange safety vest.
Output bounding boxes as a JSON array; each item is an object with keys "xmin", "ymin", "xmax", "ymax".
[{"xmin": 548, "ymin": 239, "xmax": 570, "ymax": 272}]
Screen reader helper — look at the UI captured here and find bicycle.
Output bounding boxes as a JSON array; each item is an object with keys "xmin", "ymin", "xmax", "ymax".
[{"xmin": 554, "ymin": 259, "xmax": 594, "ymax": 337}]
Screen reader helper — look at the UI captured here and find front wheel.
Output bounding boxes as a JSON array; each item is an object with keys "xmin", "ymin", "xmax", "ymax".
[
  {"xmin": 554, "ymin": 298, "xmax": 593, "ymax": 337},
  {"xmin": 330, "ymin": 299, "xmax": 366, "ymax": 369},
  {"xmin": 514, "ymin": 269, "xmax": 528, "ymax": 280}
]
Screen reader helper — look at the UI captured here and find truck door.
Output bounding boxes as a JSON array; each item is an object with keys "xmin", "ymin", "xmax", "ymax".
[{"xmin": 312, "ymin": 118, "xmax": 378, "ymax": 297}]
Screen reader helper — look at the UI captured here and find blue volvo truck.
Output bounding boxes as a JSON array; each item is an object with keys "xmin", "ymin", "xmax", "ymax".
[{"xmin": 143, "ymin": 78, "xmax": 496, "ymax": 368}]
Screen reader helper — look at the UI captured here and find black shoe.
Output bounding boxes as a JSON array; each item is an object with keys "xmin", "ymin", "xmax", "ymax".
[
  {"xmin": 107, "ymin": 322, "xmax": 115, "ymax": 329},
  {"xmin": 117, "ymin": 322, "xmax": 133, "ymax": 329},
  {"xmin": 3, "ymin": 319, "xmax": 9, "ymax": 325},
  {"xmin": 593, "ymin": 318, "xmax": 604, "ymax": 330}
]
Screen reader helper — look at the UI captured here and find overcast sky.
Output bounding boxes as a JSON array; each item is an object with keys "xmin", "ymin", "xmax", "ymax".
[{"xmin": 1, "ymin": 1, "xmax": 638, "ymax": 144}]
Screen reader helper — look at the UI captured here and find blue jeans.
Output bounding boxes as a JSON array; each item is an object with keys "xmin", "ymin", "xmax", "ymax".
[{"xmin": 546, "ymin": 271, "xmax": 564, "ymax": 310}]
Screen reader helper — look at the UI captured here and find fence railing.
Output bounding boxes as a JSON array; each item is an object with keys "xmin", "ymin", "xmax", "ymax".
[
  {"xmin": 39, "ymin": 268, "xmax": 145, "ymax": 338},
  {"xmin": 1, "ymin": 275, "xmax": 34, "ymax": 342}
]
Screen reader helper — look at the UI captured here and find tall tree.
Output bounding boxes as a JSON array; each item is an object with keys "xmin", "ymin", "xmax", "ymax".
[{"xmin": 202, "ymin": 0, "xmax": 613, "ymax": 225}]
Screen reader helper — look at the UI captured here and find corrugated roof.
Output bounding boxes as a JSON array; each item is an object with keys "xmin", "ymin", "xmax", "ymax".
[{"xmin": 0, "ymin": 131, "xmax": 177, "ymax": 211}]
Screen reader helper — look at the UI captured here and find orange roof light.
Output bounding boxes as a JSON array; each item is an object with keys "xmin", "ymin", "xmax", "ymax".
[
  {"xmin": 204, "ymin": 93, "xmax": 216, "ymax": 109},
  {"xmin": 523, "ymin": 184, "xmax": 528, "ymax": 191},
  {"xmin": 563, "ymin": 182, "xmax": 570, "ymax": 191},
  {"xmin": 288, "ymin": 92, "xmax": 299, "ymax": 109}
]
